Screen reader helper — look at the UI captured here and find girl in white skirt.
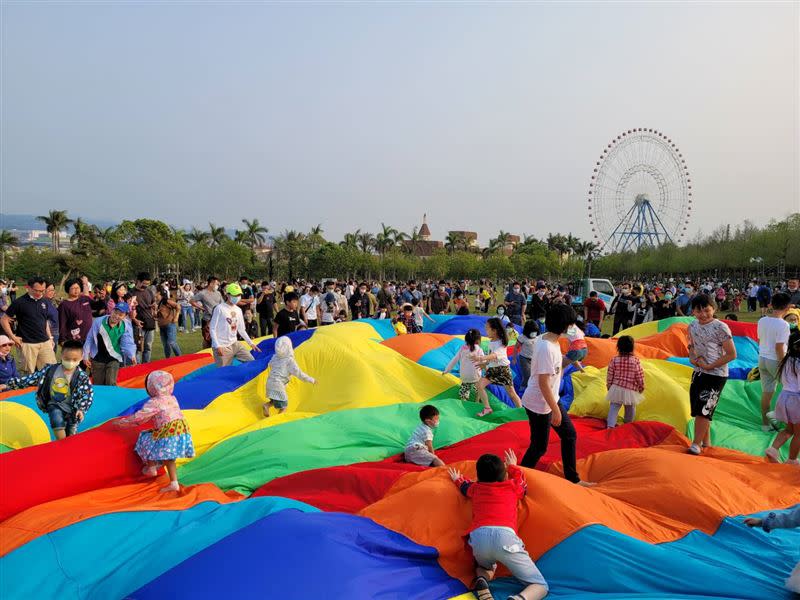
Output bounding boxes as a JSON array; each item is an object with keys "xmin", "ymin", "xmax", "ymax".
[
  {"xmin": 605, "ymin": 335, "xmax": 645, "ymax": 428},
  {"xmin": 765, "ymin": 329, "xmax": 800, "ymax": 464}
]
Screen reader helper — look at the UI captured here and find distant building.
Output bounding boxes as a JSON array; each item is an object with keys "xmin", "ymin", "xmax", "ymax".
[
  {"xmin": 502, "ymin": 234, "xmax": 521, "ymax": 256},
  {"xmin": 8, "ymin": 229, "xmax": 68, "ymax": 249},
  {"xmin": 448, "ymin": 230, "xmax": 479, "ymax": 248},
  {"xmin": 401, "ymin": 214, "xmax": 443, "ymax": 257}
]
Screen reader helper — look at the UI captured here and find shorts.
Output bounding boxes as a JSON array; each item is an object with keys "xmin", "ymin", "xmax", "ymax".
[
  {"xmin": 758, "ymin": 357, "xmax": 780, "ymax": 393},
  {"xmin": 775, "ymin": 390, "xmax": 800, "ymax": 424},
  {"xmin": 486, "ymin": 366, "xmax": 513, "ymax": 387},
  {"xmin": 468, "ymin": 526, "xmax": 548, "ymax": 587},
  {"xmin": 404, "ymin": 444, "xmax": 436, "ymax": 466},
  {"xmin": 269, "ymin": 398, "xmax": 288, "ymax": 410},
  {"xmin": 566, "ymin": 349, "xmax": 588, "ymax": 362},
  {"xmin": 690, "ymin": 372, "xmax": 727, "ymax": 421},
  {"xmin": 459, "ymin": 382, "xmax": 478, "ymax": 401},
  {"xmin": 48, "ymin": 406, "xmax": 78, "ymax": 436}
]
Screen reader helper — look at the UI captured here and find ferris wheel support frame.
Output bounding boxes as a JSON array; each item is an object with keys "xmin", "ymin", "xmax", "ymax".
[{"xmin": 603, "ymin": 196, "xmax": 674, "ymax": 253}]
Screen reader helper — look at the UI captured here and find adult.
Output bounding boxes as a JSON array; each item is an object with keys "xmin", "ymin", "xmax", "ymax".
[
  {"xmin": 44, "ymin": 282, "xmax": 59, "ymax": 348},
  {"xmin": 654, "ymin": 291, "xmax": 677, "ymax": 320},
  {"xmin": 0, "ymin": 277, "xmax": 57, "ymax": 374},
  {"xmin": 758, "ymin": 292, "xmax": 790, "ymax": 433},
  {"xmin": 610, "ymin": 283, "xmax": 635, "ymax": 335},
  {"xmin": 747, "ymin": 280, "xmax": 759, "ymax": 312},
  {"xmin": 107, "ymin": 282, "xmax": 130, "ymax": 315},
  {"xmin": 675, "ymin": 283, "xmax": 694, "ymax": 317},
  {"xmin": 376, "ymin": 282, "xmax": 395, "ymax": 313},
  {"xmin": 0, "ymin": 334, "xmax": 18, "ymax": 384},
  {"xmin": 237, "ymin": 276, "xmax": 256, "ymax": 315},
  {"xmin": 583, "ymin": 291, "xmax": 606, "ymax": 328},
  {"xmin": 401, "ymin": 280, "xmax": 423, "ymax": 305},
  {"xmin": 90, "ymin": 285, "xmax": 108, "ymax": 318},
  {"xmin": 131, "ymin": 272, "xmax": 157, "ymax": 364},
  {"xmin": 0, "ymin": 279, "xmax": 8, "ymax": 315},
  {"xmin": 631, "ymin": 294, "xmax": 654, "ymax": 326},
  {"xmin": 191, "ymin": 276, "xmax": 222, "ymax": 349},
  {"xmin": 209, "ymin": 283, "xmax": 260, "ymax": 367},
  {"xmin": 256, "ymin": 281, "xmax": 276, "ymax": 337},
  {"xmin": 58, "ymin": 277, "xmax": 94, "ymax": 346},
  {"xmin": 156, "ymin": 288, "xmax": 182, "ymax": 358},
  {"xmin": 526, "ymin": 284, "xmax": 550, "ymax": 322},
  {"xmin": 786, "ymin": 277, "xmax": 800, "ymax": 308},
  {"xmin": 504, "ymin": 282, "xmax": 527, "ymax": 326},
  {"xmin": 83, "ymin": 301, "xmax": 137, "ymax": 385},
  {"xmin": 177, "ymin": 281, "xmax": 196, "ymax": 333},
  {"xmin": 757, "ymin": 281, "xmax": 772, "ymax": 316},
  {"xmin": 320, "ymin": 281, "xmax": 338, "ymax": 326},
  {"xmin": 428, "ymin": 281, "xmax": 451, "ymax": 315},
  {"xmin": 300, "ymin": 285, "xmax": 321, "ymax": 328},
  {"xmin": 349, "ymin": 282, "xmax": 371, "ymax": 320}
]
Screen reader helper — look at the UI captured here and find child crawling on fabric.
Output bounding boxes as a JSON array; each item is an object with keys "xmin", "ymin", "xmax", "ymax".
[{"xmin": 449, "ymin": 450, "xmax": 548, "ymax": 600}]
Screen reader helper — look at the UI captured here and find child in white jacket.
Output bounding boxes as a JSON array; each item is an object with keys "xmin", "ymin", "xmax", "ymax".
[
  {"xmin": 443, "ymin": 329, "xmax": 484, "ymax": 403},
  {"xmin": 263, "ymin": 336, "xmax": 316, "ymax": 417}
]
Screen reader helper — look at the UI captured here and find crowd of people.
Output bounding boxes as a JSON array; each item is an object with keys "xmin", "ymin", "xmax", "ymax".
[{"xmin": 0, "ymin": 270, "xmax": 798, "ymax": 596}]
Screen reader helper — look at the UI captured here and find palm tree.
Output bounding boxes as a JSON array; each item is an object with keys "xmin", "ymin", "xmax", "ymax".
[
  {"xmin": 310, "ymin": 224, "xmax": 324, "ymax": 237},
  {"xmin": 357, "ymin": 232, "xmax": 374, "ymax": 254},
  {"xmin": 340, "ymin": 232, "xmax": 359, "ymax": 250},
  {"xmin": 0, "ymin": 230, "xmax": 18, "ymax": 277},
  {"xmin": 69, "ymin": 218, "xmax": 97, "ymax": 246},
  {"xmin": 208, "ymin": 223, "xmax": 228, "ymax": 247},
  {"xmin": 37, "ymin": 210, "xmax": 73, "ymax": 252},
  {"xmin": 99, "ymin": 226, "xmax": 118, "ymax": 245},
  {"xmin": 274, "ymin": 229, "xmax": 306, "ymax": 280},
  {"xmin": 482, "ymin": 238, "xmax": 503, "ymax": 258},
  {"xmin": 241, "ymin": 218, "xmax": 269, "ymax": 250},
  {"xmin": 186, "ymin": 228, "xmax": 210, "ymax": 246},
  {"xmin": 444, "ymin": 232, "xmax": 465, "ymax": 254},
  {"xmin": 403, "ymin": 226, "xmax": 422, "ymax": 255},
  {"xmin": 234, "ymin": 229, "xmax": 250, "ymax": 246},
  {"xmin": 565, "ymin": 233, "xmax": 579, "ymax": 256}
]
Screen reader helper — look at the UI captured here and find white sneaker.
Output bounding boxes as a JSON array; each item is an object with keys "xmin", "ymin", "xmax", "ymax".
[
  {"xmin": 765, "ymin": 447, "xmax": 781, "ymax": 463},
  {"xmin": 761, "ymin": 425, "xmax": 774, "ymax": 433},
  {"xmin": 786, "ymin": 459, "xmax": 800, "ymax": 466},
  {"xmin": 766, "ymin": 411, "xmax": 777, "ymax": 421},
  {"xmin": 687, "ymin": 443, "xmax": 702, "ymax": 455}
]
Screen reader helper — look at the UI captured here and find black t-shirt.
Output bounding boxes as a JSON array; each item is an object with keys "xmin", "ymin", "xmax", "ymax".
[
  {"xmin": 274, "ymin": 308, "xmax": 300, "ymax": 337},
  {"xmin": 527, "ymin": 295, "xmax": 549, "ymax": 319},
  {"xmin": 94, "ymin": 334, "xmax": 116, "ymax": 363},
  {"xmin": 256, "ymin": 292, "xmax": 275, "ymax": 320},
  {"xmin": 430, "ymin": 292, "xmax": 450, "ymax": 314},
  {"xmin": 6, "ymin": 294, "xmax": 50, "ymax": 343},
  {"xmin": 654, "ymin": 299, "xmax": 676, "ymax": 320},
  {"xmin": 90, "ymin": 297, "xmax": 107, "ymax": 317},
  {"xmin": 132, "ymin": 288, "xmax": 156, "ymax": 330}
]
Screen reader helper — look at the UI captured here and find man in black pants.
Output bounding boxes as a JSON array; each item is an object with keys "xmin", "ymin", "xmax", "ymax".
[
  {"xmin": 610, "ymin": 283, "xmax": 635, "ymax": 335},
  {"xmin": 520, "ymin": 304, "xmax": 595, "ymax": 487},
  {"xmin": 256, "ymin": 282, "xmax": 275, "ymax": 337}
]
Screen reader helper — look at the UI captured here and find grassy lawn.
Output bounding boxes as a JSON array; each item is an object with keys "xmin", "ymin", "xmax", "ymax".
[{"xmin": 147, "ymin": 309, "xmax": 764, "ymax": 361}]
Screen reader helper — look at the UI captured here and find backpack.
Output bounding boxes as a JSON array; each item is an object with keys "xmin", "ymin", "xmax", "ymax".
[{"xmin": 35, "ymin": 364, "xmax": 84, "ymax": 411}]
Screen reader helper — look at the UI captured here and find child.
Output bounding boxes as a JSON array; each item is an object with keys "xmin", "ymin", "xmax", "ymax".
[
  {"xmin": 399, "ymin": 303, "xmax": 422, "ymax": 333},
  {"xmin": 758, "ymin": 292, "xmax": 791, "ymax": 431},
  {"xmin": 376, "ymin": 303, "xmax": 390, "ymax": 320},
  {"xmin": 263, "ymin": 336, "xmax": 316, "ymax": 417},
  {"xmin": 0, "ymin": 340, "xmax": 92, "ymax": 440},
  {"xmin": 0, "ymin": 334, "xmax": 19, "ymax": 385},
  {"xmin": 473, "ymin": 317, "xmax": 523, "ymax": 417},
  {"xmin": 519, "ymin": 304, "xmax": 594, "ymax": 486},
  {"xmin": 448, "ymin": 450, "xmax": 548, "ymax": 600},
  {"xmin": 605, "ymin": 336, "xmax": 645, "ymax": 428},
  {"xmin": 495, "ymin": 305, "xmax": 511, "ymax": 326},
  {"xmin": 392, "ymin": 316, "xmax": 407, "ymax": 335},
  {"xmin": 764, "ymin": 329, "xmax": 800, "ymax": 464},
  {"xmin": 745, "ymin": 507, "xmax": 800, "ymax": 593},
  {"xmin": 116, "ymin": 370, "xmax": 194, "ymax": 493},
  {"xmin": 505, "ymin": 321, "xmax": 519, "ymax": 345},
  {"xmin": 562, "ymin": 319, "xmax": 588, "ymax": 373},
  {"xmin": 243, "ymin": 308, "xmax": 258, "ymax": 339},
  {"xmin": 443, "ymin": 329, "xmax": 484, "ymax": 403},
  {"xmin": 687, "ymin": 294, "xmax": 736, "ymax": 455},
  {"xmin": 515, "ymin": 320, "xmax": 540, "ymax": 390},
  {"xmin": 785, "ymin": 308, "xmax": 800, "ymax": 331},
  {"xmin": 411, "ymin": 297, "xmax": 434, "ymax": 331},
  {"xmin": 404, "ymin": 404, "xmax": 444, "ymax": 467}
]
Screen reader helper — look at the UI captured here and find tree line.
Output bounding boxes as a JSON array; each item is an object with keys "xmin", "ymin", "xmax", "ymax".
[{"xmin": 0, "ymin": 211, "xmax": 797, "ymax": 286}]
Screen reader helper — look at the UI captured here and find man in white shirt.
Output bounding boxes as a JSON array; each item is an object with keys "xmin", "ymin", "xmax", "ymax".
[
  {"xmin": 300, "ymin": 286, "xmax": 322, "ymax": 328},
  {"xmin": 209, "ymin": 283, "xmax": 261, "ymax": 367},
  {"xmin": 320, "ymin": 281, "xmax": 338, "ymax": 326},
  {"xmin": 758, "ymin": 291, "xmax": 790, "ymax": 431}
]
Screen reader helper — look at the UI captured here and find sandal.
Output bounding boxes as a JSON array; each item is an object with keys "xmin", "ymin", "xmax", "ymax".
[
  {"xmin": 472, "ymin": 577, "xmax": 493, "ymax": 600},
  {"xmin": 508, "ymin": 595, "xmax": 525, "ymax": 600},
  {"xmin": 476, "ymin": 407, "xmax": 493, "ymax": 418}
]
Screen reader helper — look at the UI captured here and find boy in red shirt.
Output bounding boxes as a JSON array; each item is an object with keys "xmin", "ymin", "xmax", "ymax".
[{"xmin": 449, "ymin": 450, "xmax": 548, "ymax": 600}]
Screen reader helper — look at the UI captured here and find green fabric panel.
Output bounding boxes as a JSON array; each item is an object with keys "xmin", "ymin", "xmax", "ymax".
[
  {"xmin": 179, "ymin": 393, "xmax": 521, "ymax": 494},
  {"xmin": 656, "ymin": 316, "xmax": 693, "ymax": 332}
]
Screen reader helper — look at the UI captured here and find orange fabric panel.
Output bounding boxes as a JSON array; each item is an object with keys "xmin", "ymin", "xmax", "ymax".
[
  {"xmin": 359, "ymin": 436, "xmax": 800, "ymax": 585},
  {"xmin": 558, "ymin": 337, "xmax": 671, "ymax": 368},
  {"xmin": 380, "ymin": 333, "xmax": 456, "ymax": 363},
  {"xmin": 117, "ymin": 356, "xmax": 214, "ymax": 389},
  {"xmin": 635, "ymin": 322, "xmax": 690, "ymax": 357},
  {"xmin": 0, "ymin": 480, "xmax": 244, "ymax": 556}
]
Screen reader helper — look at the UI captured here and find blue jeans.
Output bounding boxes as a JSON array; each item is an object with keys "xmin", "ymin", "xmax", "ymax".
[
  {"xmin": 180, "ymin": 306, "xmax": 194, "ymax": 330},
  {"xmin": 159, "ymin": 323, "xmax": 182, "ymax": 358},
  {"xmin": 48, "ymin": 406, "xmax": 78, "ymax": 436},
  {"xmin": 136, "ymin": 327, "xmax": 156, "ymax": 364}
]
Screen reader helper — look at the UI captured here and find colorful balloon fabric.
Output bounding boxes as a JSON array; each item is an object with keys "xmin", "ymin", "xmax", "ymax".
[{"xmin": 1, "ymin": 316, "xmax": 798, "ymax": 599}]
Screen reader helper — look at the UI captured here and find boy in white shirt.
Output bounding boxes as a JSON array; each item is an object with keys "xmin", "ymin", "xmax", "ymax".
[
  {"xmin": 758, "ymin": 292, "xmax": 791, "ymax": 431},
  {"xmin": 209, "ymin": 283, "xmax": 261, "ymax": 367},
  {"xmin": 404, "ymin": 405, "xmax": 444, "ymax": 467}
]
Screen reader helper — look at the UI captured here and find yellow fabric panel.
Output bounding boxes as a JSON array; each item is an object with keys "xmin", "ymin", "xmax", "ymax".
[
  {"xmin": 613, "ymin": 320, "xmax": 660, "ymax": 339},
  {"xmin": 568, "ymin": 360, "xmax": 693, "ymax": 430},
  {"xmin": 0, "ymin": 401, "xmax": 52, "ymax": 449}
]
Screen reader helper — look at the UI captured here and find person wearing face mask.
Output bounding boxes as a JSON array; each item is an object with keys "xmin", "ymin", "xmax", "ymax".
[
  {"xmin": 676, "ymin": 284, "xmax": 694, "ymax": 317},
  {"xmin": 0, "ymin": 334, "xmax": 18, "ymax": 384},
  {"xmin": 785, "ymin": 309, "xmax": 800, "ymax": 331},
  {"xmin": 0, "ymin": 340, "xmax": 92, "ymax": 440},
  {"xmin": 83, "ymin": 302, "xmax": 137, "ymax": 385},
  {"xmin": 787, "ymin": 278, "xmax": 800, "ymax": 308},
  {"xmin": 429, "ymin": 281, "xmax": 451, "ymax": 315},
  {"xmin": 609, "ymin": 283, "xmax": 635, "ymax": 335},
  {"xmin": 526, "ymin": 285, "xmax": 550, "ymax": 323},
  {"xmin": 0, "ymin": 276, "xmax": 57, "ymax": 374},
  {"xmin": 209, "ymin": 283, "xmax": 261, "ymax": 367},
  {"xmin": 654, "ymin": 291, "xmax": 677, "ymax": 320},
  {"xmin": 349, "ymin": 283, "xmax": 371, "ymax": 320},
  {"xmin": 130, "ymin": 272, "xmax": 157, "ymax": 364},
  {"xmin": 631, "ymin": 294, "xmax": 654, "ymax": 326},
  {"xmin": 504, "ymin": 283, "xmax": 527, "ymax": 327},
  {"xmin": 191, "ymin": 276, "xmax": 223, "ymax": 349}
]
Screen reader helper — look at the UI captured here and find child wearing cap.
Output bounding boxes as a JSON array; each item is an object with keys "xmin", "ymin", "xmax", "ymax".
[
  {"xmin": 83, "ymin": 301, "xmax": 138, "ymax": 385},
  {"xmin": 209, "ymin": 283, "xmax": 261, "ymax": 367},
  {"xmin": 0, "ymin": 334, "xmax": 18, "ymax": 385}
]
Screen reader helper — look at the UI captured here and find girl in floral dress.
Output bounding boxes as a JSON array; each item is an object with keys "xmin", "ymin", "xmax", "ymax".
[{"xmin": 118, "ymin": 370, "xmax": 194, "ymax": 493}]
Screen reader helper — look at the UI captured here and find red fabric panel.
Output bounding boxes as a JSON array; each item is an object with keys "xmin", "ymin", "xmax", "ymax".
[
  {"xmin": 116, "ymin": 354, "xmax": 210, "ymax": 385},
  {"xmin": 722, "ymin": 319, "xmax": 758, "ymax": 340}
]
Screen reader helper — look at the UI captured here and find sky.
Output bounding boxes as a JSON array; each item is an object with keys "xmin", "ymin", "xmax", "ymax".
[{"xmin": 1, "ymin": 1, "xmax": 798, "ymax": 246}]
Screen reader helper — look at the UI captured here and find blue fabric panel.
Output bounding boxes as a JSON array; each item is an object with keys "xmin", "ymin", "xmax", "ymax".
[
  {"xmin": 418, "ymin": 338, "xmax": 467, "ymax": 374},
  {"xmin": 130, "ymin": 510, "xmax": 467, "ymax": 600}
]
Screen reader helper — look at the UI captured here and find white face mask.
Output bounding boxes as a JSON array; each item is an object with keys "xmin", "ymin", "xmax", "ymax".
[
  {"xmin": 0, "ymin": 287, "xmax": 6, "ymax": 295},
  {"xmin": 62, "ymin": 359, "xmax": 80, "ymax": 371},
  {"xmin": 513, "ymin": 287, "xmax": 520, "ymax": 293},
  {"xmin": 228, "ymin": 296, "xmax": 241, "ymax": 305},
  {"xmin": 537, "ymin": 290, "xmax": 545, "ymax": 297}
]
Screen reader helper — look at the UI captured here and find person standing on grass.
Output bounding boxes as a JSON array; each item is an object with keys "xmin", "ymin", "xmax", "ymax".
[
  {"xmin": 58, "ymin": 277, "xmax": 94, "ymax": 347},
  {"xmin": 83, "ymin": 301, "xmax": 137, "ymax": 385},
  {"xmin": 156, "ymin": 288, "xmax": 182, "ymax": 359},
  {"xmin": 177, "ymin": 281, "xmax": 196, "ymax": 333},
  {"xmin": 583, "ymin": 291, "xmax": 606, "ymax": 328},
  {"xmin": 757, "ymin": 292, "xmax": 790, "ymax": 431},
  {"xmin": 256, "ymin": 281, "xmax": 276, "ymax": 337},
  {"xmin": 0, "ymin": 277, "xmax": 57, "ymax": 374},
  {"xmin": 191, "ymin": 276, "xmax": 222, "ymax": 349},
  {"xmin": 787, "ymin": 277, "xmax": 800, "ymax": 308},
  {"xmin": 686, "ymin": 294, "xmax": 736, "ymax": 456},
  {"xmin": 131, "ymin": 272, "xmax": 157, "ymax": 364}
]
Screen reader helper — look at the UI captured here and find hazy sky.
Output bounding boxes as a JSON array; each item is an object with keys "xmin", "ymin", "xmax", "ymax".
[{"xmin": 2, "ymin": 1, "xmax": 798, "ymax": 245}]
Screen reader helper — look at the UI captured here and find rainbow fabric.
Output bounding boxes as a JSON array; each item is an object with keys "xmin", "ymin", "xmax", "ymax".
[{"xmin": 1, "ymin": 316, "xmax": 798, "ymax": 599}]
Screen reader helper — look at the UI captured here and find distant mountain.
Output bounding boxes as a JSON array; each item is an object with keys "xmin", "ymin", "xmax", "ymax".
[{"xmin": 0, "ymin": 213, "xmax": 117, "ymax": 231}]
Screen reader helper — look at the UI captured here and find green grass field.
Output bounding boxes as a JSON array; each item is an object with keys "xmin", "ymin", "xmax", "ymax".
[{"xmin": 146, "ymin": 308, "xmax": 763, "ymax": 361}]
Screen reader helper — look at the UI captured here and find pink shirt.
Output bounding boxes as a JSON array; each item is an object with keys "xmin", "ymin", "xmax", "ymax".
[{"xmin": 125, "ymin": 395, "xmax": 185, "ymax": 429}]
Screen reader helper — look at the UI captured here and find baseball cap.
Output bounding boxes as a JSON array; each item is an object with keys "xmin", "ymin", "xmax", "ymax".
[
  {"xmin": 0, "ymin": 334, "xmax": 12, "ymax": 346},
  {"xmin": 113, "ymin": 301, "xmax": 131, "ymax": 314},
  {"xmin": 226, "ymin": 283, "xmax": 243, "ymax": 296},
  {"xmin": 284, "ymin": 285, "xmax": 294, "ymax": 293}
]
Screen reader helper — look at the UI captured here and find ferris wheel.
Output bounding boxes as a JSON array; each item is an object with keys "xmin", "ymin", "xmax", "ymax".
[{"xmin": 587, "ymin": 128, "xmax": 692, "ymax": 253}]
